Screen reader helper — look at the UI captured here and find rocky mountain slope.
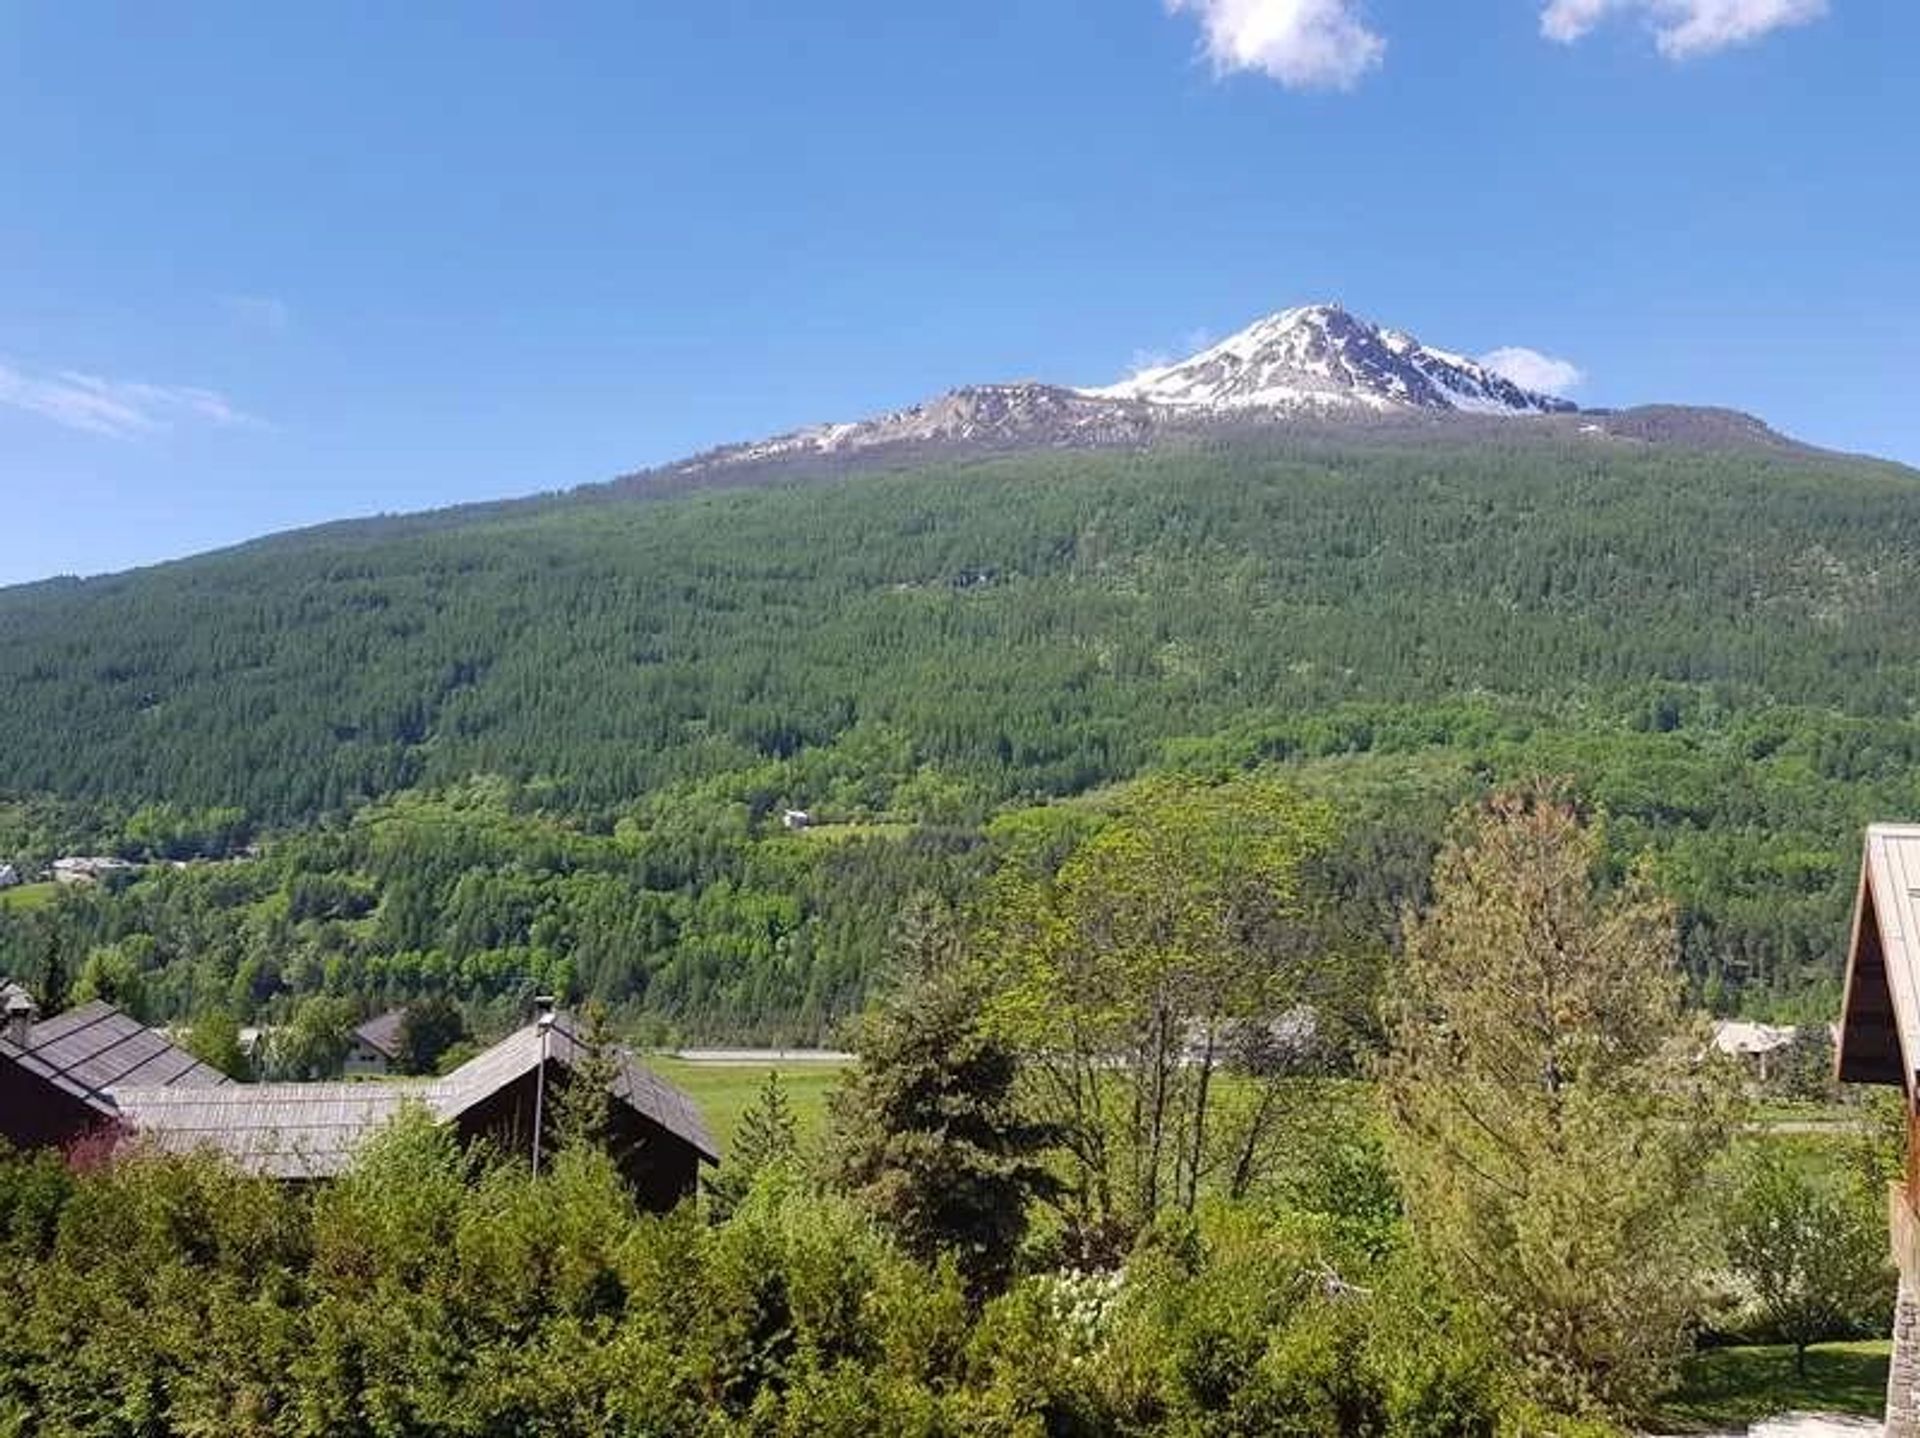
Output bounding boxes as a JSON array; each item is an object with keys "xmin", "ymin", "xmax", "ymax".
[{"xmin": 658, "ymin": 304, "xmax": 1584, "ymax": 482}]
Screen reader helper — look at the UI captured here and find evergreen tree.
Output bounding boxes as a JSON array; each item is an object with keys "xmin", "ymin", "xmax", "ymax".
[
  {"xmin": 1380, "ymin": 784, "xmax": 1738, "ymax": 1415},
  {"xmin": 394, "ymin": 994, "xmax": 467, "ymax": 1076},
  {"xmin": 830, "ymin": 907, "xmax": 1059, "ymax": 1298},
  {"xmin": 703, "ymin": 1070, "xmax": 799, "ymax": 1221}
]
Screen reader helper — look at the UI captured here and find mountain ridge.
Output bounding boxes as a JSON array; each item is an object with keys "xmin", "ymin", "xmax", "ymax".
[{"xmin": 632, "ymin": 304, "xmax": 1816, "ymax": 492}]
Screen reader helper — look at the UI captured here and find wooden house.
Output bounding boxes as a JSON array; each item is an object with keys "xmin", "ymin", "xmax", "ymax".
[
  {"xmin": 112, "ymin": 1011, "xmax": 718, "ymax": 1211},
  {"xmin": 0, "ymin": 997, "xmax": 231, "ymax": 1151},
  {"xmin": 343, "ymin": 1008, "xmax": 406, "ymax": 1077},
  {"xmin": 1835, "ymin": 823, "xmax": 1920, "ymax": 1436}
]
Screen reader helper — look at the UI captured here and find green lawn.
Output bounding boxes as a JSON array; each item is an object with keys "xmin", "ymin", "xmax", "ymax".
[
  {"xmin": 0, "ymin": 881, "xmax": 59, "ymax": 912},
  {"xmin": 1652, "ymin": 1341, "xmax": 1889, "ymax": 1431},
  {"xmin": 647, "ymin": 1057, "xmax": 851, "ymax": 1152}
]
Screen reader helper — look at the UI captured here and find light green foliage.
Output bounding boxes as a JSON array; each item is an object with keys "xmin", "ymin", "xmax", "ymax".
[
  {"xmin": 986, "ymin": 771, "xmax": 1358, "ymax": 1255},
  {"xmin": 183, "ymin": 1009, "xmax": 251, "ymax": 1080},
  {"xmin": 1723, "ymin": 1147, "xmax": 1894, "ymax": 1371},
  {"xmin": 1381, "ymin": 786, "xmax": 1740, "ymax": 1416},
  {"xmin": 70, "ymin": 938, "xmax": 153, "ymax": 1020},
  {"xmin": 262, "ymin": 994, "xmax": 357, "ymax": 1080},
  {"xmin": 703, "ymin": 1069, "xmax": 799, "ymax": 1222}
]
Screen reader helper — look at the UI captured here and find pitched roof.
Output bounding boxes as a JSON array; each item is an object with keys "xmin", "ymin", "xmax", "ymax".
[
  {"xmin": 436, "ymin": 1016, "xmax": 719, "ymax": 1162},
  {"xmin": 1838, "ymin": 823, "xmax": 1920, "ymax": 1090},
  {"xmin": 352, "ymin": 1008, "xmax": 407, "ymax": 1059},
  {"xmin": 0, "ymin": 1000, "xmax": 231, "ymax": 1116},
  {"xmin": 109, "ymin": 1082, "xmax": 431, "ymax": 1178},
  {"xmin": 111, "ymin": 1014, "xmax": 718, "ymax": 1177}
]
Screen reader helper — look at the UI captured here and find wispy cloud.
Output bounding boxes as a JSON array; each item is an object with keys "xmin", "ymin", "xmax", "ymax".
[
  {"xmin": 1480, "ymin": 346, "xmax": 1586, "ymax": 397},
  {"xmin": 1541, "ymin": 0, "xmax": 1828, "ymax": 58},
  {"xmin": 0, "ymin": 361, "xmax": 257, "ymax": 439},
  {"xmin": 1166, "ymin": 0, "xmax": 1385, "ymax": 90},
  {"xmin": 221, "ymin": 293, "xmax": 291, "ymax": 335}
]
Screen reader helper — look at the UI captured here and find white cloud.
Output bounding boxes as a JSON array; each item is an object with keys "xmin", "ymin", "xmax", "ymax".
[
  {"xmin": 1479, "ymin": 346, "xmax": 1586, "ymax": 397},
  {"xmin": 1540, "ymin": 0, "xmax": 1828, "ymax": 58},
  {"xmin": 221, "ymin": 294, "xmax": 291, "ymax": 335},
  {"xmin": 0, "ymin": 361, "xmax": 256, "ymax": 439},
  {"xmin": 1127, "ymin": 347, "xmax": 1174, "ymax": 378},
  {"xmin": 1167, "ymin": 0, "xmax": 1385, "ymax": 90}
]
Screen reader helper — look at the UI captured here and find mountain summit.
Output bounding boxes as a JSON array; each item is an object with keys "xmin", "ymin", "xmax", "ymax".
[
  {"xmin": 660, "ymin": 302, "xmax": 1581, "ymax": 482},
  {"xmin": 1084, "ymin": 304, "xmax": 1576, "ymax": 417}
]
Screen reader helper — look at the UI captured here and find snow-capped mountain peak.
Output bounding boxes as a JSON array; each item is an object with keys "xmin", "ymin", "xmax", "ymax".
[
  {"xmin": 1083, "ymin": 304, "xmax": 1575, "ymax": 417},
  {"xmin": 654, "ymin": 302, "xmax": 1582, "ymax": 483}
]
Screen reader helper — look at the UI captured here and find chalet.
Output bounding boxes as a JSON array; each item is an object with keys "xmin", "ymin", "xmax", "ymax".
[
  {"xmin": 0, "ymin": 994, "xmax": 231, "ymax": 1151},
  {"xmin": 0, "ymin": 863, "xmax": 20, "ymax": 889},
  {"xmin": 0, "ymin": 994, "xmax": 717, "ymax": 1213},
  {"xmin": 113, "ymin": 1010, "xmax": 719, "ymax": 1211},
  {"xmin": 1835, "ymin": 824, "xmax": 1920, "ymax": 1436},
  {"xmin": 344, "ymin": 1008, "xmax": 407, "ymax": 1077}
]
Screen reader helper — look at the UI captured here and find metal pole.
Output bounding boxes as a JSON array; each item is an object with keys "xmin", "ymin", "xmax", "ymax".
[
  {"xmin": 531, "ymin": 996, "xmax": 555, "ymax": 1177},
  {"xmin": 532, "ymin": 1022, "xmax": 548, "ymax": 1176}
]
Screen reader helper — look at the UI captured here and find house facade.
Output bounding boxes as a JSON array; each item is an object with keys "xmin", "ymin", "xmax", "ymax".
[
  {"xmin": 1834, "ymin": 824, "xmax": 1920, "ymax": 1437},
  {"xmin": 344, "ymin": 1008, "xmax": 406, "ymax": 1077}
]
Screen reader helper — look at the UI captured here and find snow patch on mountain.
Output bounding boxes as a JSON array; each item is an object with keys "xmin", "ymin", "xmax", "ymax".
[{"xmin": 1086, "ymin": 304, "xmax": 1575, "ymax": 417}]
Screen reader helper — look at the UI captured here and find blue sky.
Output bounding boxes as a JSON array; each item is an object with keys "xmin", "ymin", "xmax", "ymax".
[{"xmin": 0, "ymin": 1, "xmax": 1912, "ymax": 584}]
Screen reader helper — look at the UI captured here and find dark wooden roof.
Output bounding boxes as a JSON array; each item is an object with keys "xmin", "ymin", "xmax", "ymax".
[
  {"xmin": 352, "ymin": 1008, "xmax": 407, "ymax": 1059},
  {"xmin": 0, "ymin": 1000, "xmax": 231, "ymax": 1116},
  {"xmin": 112, "ymin": 1012, "xmax": 718, "ymax": 1177},
  {"xmin": 1837, "ymin": 824, "xmax": 1920, "ymax": 1092}
]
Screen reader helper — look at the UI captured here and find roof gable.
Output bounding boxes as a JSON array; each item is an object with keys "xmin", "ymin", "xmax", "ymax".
[
  {"xmin": 352, "ymin": 1008, "xmax": 407, "ymax": 1059},
  {"xmin": 0, "ymin": 1000, "xmax": 231, "ymax": 1115},
  {"xmin": 1838, "ymin": 824, "xmax": 1920, "ymax": 1092},
  {"xmin": 437, "ymin": 1016, "xmax": 719, "ymax": 1161}
]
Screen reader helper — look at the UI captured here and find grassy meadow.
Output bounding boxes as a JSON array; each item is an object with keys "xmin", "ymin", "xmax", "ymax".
[{"xmin": 647, "ymin": 1055, "xmax": 851, "ymax": 1149}]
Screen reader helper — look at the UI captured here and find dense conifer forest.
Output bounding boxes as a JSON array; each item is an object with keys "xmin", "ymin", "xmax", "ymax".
[{"xmin": 4, "ymin": 426, "xmax": 1919, "ymax": 1035}]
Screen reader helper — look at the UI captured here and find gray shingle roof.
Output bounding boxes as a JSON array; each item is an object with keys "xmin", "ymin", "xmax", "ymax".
[
  {"xmin": 352, "ymin": 1008, "xmax": 407, "ymax": 1059},
  {"xmin": 0, "ymin": 1000, "xmax": 231, "ymax": 1116},
  {"xmin": 109, "ymin": 1082, "xmax": 432, "ymax": 1177}
]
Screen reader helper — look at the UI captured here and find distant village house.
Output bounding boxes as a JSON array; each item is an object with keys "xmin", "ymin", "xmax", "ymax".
[
  {"xmin": 344, "ymin": 1008, "xmax": 407, "ymax": 1077},
  {"xmin": 51, "ymin": 856, "xmax": 137, "ymax": 886},
  {"xmin": 0, "ymin": 863, "xmax": 20, "ymax": 890}
]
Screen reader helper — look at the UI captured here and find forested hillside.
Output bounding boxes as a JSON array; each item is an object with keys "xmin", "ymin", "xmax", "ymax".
[{"xmin": 4, "ymin": 423, "xmax": 1919, "ymax": 1034}]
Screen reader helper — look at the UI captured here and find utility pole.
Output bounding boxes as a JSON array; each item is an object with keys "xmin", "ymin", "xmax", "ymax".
[{"xmin": 531, "ymin": 994, "xmax": 555, "ymax": 1177}]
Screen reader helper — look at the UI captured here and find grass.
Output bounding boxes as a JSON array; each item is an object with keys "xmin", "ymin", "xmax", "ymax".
[
  {"xmin": 1651, "ymin": 1340, "xmax": 1889, "ymax": 1431},
  {"xmin": 0, "ymin": 881, "xmax": 59, "ymax": 912},
  {"xmin": 647, "ymin": 1056, "xmax": 850, "ymax": 1150}
]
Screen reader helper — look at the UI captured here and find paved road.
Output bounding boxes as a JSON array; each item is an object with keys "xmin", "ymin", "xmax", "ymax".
[{"xmin": 669, "ymin": 1048, "xmax": 853, "ymax": 1065}]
